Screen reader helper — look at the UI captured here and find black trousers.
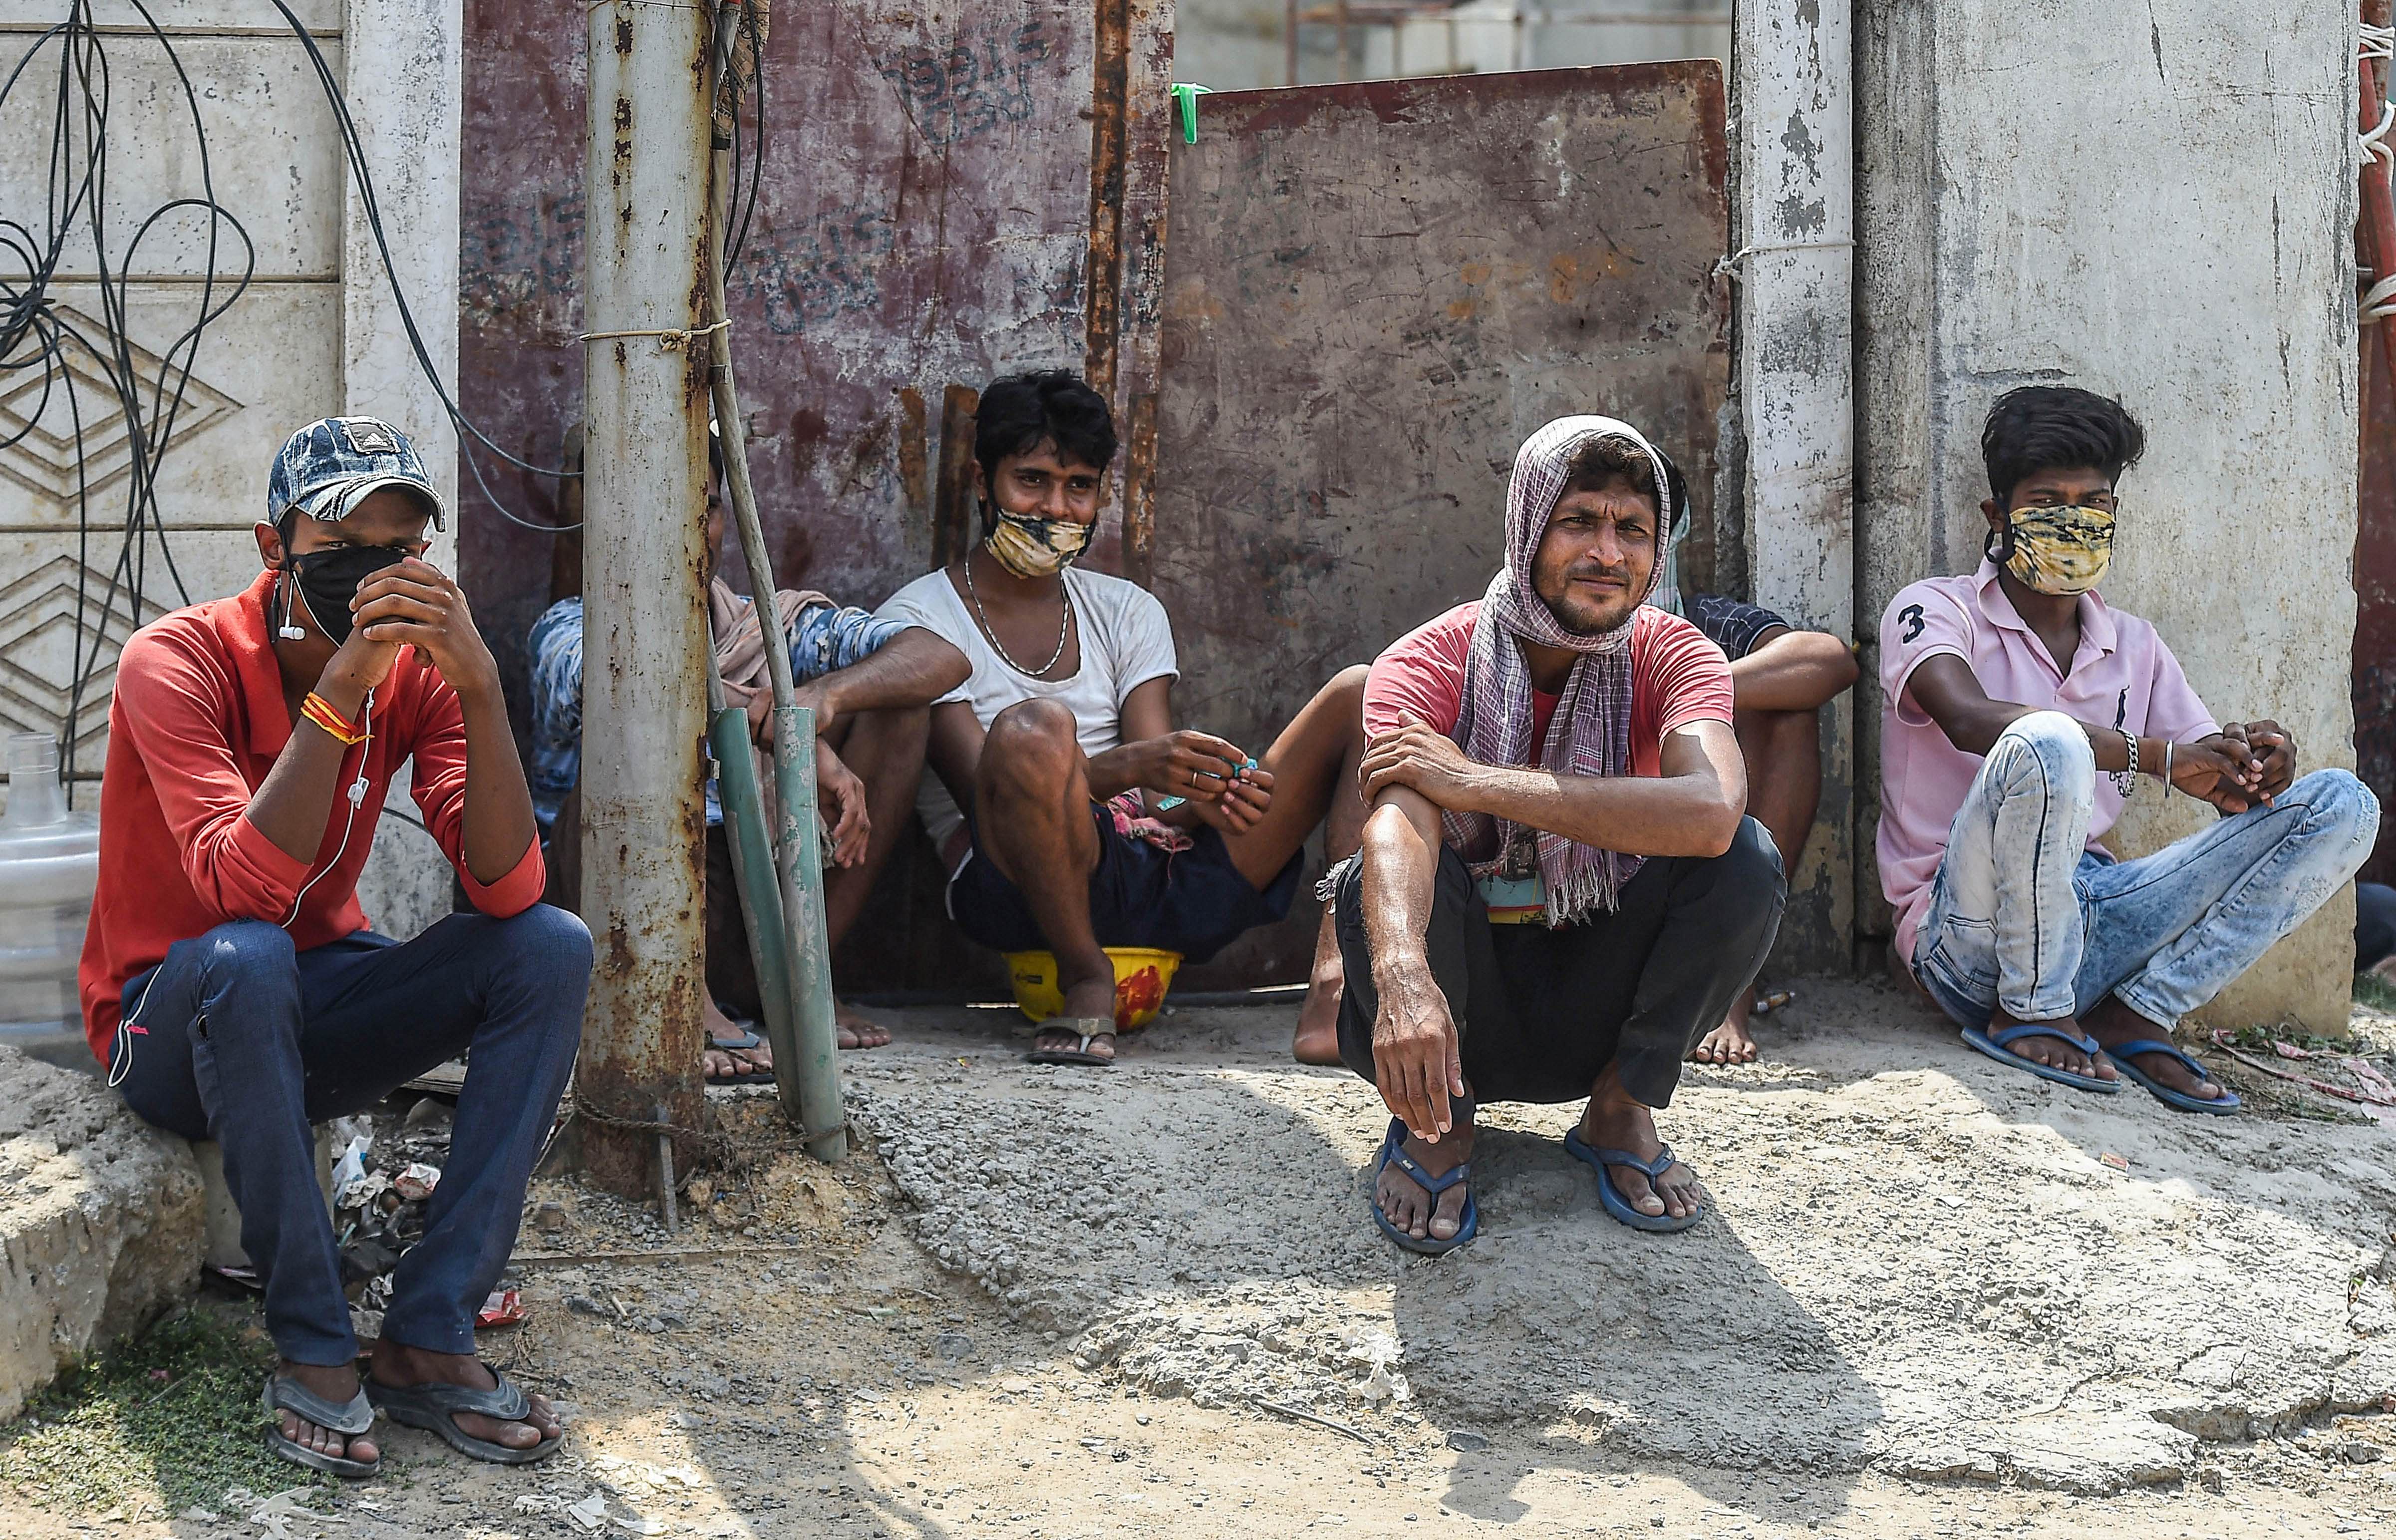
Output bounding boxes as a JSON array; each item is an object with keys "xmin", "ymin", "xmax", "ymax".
[{"xmin": 1333, "ymin": 818, "xmax": 1785, "ymax": 1109}]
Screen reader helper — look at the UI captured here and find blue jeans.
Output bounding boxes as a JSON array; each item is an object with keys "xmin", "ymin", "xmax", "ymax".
[
  {"xmin": 1913, "ymin": 711, "xmax": 2378, "ymax": 1030},
  {"xmin": 110, "ymin": 908, "xmax": 592, "ymax": 1366}
]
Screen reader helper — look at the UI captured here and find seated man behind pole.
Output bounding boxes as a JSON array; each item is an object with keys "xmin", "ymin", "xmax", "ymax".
[
  {"xmin": 1334, "ymin": 416, "xmax": 1785, "ymax": 1251},
  {"xmin": 877, "ymin": 370, "xmax": 1370, "ymax": 1066},
  {"xmin": 1881, "ymin": 386, "xmax": 2377, "ymax": 1111},
  {"xmin": 1650, "ymin": 545, "xmax": 1858, "ymax": 1062},
  {"xmin": 83, "ymin": 418, "xmax": 590, "ymax": 1474},
  {"xmin": 527, "ymin": 431, "xmax": 969, "ymax": 1075}
]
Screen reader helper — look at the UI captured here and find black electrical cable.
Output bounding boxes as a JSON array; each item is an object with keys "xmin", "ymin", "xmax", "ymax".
[{"xmin": 723, "ymin": 0, "xmax": 765, "ymax": 281}]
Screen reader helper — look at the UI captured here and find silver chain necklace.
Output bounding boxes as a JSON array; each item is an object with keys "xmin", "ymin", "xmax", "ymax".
[{"xmin": 962, "ymin": 546, "xmax": 1073, "ymax": 677}]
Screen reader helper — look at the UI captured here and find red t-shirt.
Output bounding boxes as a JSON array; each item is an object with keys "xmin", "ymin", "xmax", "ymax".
[{"xmin": 1364, "ymin": 602, "xmax": 1734, "ymax": 770}]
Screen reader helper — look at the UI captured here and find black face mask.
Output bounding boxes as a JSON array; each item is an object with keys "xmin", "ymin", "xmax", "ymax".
[{"xmin": 287, "ymin": 544, "xmax": 410, "ymax": 645}]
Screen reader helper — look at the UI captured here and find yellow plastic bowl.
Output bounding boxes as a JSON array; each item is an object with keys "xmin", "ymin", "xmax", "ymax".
[{"xmin": 1004, "ymin": 947, "xmax": 1183, "ymax": 1032}]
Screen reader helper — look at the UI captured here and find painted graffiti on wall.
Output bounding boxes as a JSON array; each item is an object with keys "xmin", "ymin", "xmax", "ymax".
[
  {"xmin": 462, "ymin": 188, "xmax": 585, "ymax": 323},
  {"xmin": 737, "ymin": 202, "xmax": 896, "ymax": 336},
  {"xmin": 873, "ymin": 19, "xmax": 1058, "ymax": 146}
]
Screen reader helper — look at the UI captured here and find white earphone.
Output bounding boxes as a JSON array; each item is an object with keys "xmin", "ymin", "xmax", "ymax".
[{"xmin": 277, "ymin": 569, "xmax": 307, "ymax": 639}]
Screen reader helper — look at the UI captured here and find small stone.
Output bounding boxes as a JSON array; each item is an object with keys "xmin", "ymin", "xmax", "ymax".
[
  {"xmin": 535, "ymin": 1201, "xmax": 568, "ymax": 1233},
  {"xmin": 567, "ymin": 1294, "xmax": 610, "ymax": 1317},
  {"xmin": 2341, "ymin": 1439, "xmax": 2384, "ymax": 1464},
  {"xmin": 1445, "ymin": 1430, "xmax": 1490, "ymax": 1453},
  {"xmin": 1136, "ymin": 1414, "xmax": 1151, "ymax": 1426},
  {"xmin": 1650, "ymin": 1520, "xmax": 1665, "ymax": 1530},
  {"xmin": 936, "ymin": 1332, "xmax": 975, "ymax": 1362}
]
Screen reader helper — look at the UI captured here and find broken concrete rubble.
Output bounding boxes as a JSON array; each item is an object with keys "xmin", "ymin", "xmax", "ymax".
[{"xmin": 0, "ymin": 1044, "xmax": 203, "ymax": 1420}]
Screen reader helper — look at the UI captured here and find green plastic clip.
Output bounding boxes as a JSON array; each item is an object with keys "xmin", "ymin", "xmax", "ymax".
[{"xmin": 1170, "ymin": 83, "xmax": 1212, "ymax": 145}]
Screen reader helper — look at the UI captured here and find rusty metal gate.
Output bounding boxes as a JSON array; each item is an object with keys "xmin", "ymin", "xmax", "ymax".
[
  {"xmin": 1148, "ymin": 63, "xmax": 1731, "ymax": 753},
  {"xmin": 1146, "ymin": 63, "xmax": 1728, "ymax": 982},
  {"xmin": 457, "ymin": 0, "xmax": 1172, "ymax": 707}
]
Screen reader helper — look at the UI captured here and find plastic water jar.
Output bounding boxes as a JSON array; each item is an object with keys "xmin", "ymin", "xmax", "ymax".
[{"xmin": 0, "ymin": 732, "xmax": 99, "ymax": 1064}]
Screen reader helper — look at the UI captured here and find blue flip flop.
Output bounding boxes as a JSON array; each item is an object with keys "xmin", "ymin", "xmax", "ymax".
[
  {"xmin": 2103, "ymin": 1037, "xmax": 2243, "ymax": 1115},
  {"xmin": 1960, "ymin": 1021, "xmax": 2124, "ymax": 1095},
  {"xmin": 1370, "ymin": 1116, "xmax": 1478, "ymax": 1256},
  {"xmin": 1563, "ymin": 1127, "xmax": 1707, "ymax": 1233}
]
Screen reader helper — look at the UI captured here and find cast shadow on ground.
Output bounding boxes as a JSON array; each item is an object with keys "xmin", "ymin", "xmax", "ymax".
[
  {"xmin": 849, "ymin": 1004, "xmax": 1888, "ymax": 1532},
  {"xmin": 1383, "ymin": 1119, "xmax": 1885, "ymax": 1523}
]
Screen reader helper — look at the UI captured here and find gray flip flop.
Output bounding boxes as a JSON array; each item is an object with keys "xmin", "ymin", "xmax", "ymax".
[
  {"xmin": 1026, "ymin": 1016, "xmax": 1118, "ymax": 1067},
  {"xmin": 262, "ymin": 1373, "xmax": 380, "ymax": 1479},
  {"xmin": 366, "ymin": 1364, "xmax": 561, "ymax": 1464}
]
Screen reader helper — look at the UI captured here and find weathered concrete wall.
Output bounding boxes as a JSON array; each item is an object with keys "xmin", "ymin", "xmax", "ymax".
[
  {"xmin": 0, "ymin": 1045, "xmax": 204, "ymax": 1421},
  {"xmin": 1731, "ymin": 0, "xmax": 1853, "ymax": 974},
  {"xmin": 1857, "ymin": 2, "xmax": 2360, "ymax": 1026}
]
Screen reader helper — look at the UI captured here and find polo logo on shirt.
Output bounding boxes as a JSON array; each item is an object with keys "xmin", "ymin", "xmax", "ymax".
[{"xmin": 1897, "ymin": 603, "xmax": 1925, "ymax": 643}]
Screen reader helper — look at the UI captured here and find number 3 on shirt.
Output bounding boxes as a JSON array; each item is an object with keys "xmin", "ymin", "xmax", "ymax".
[{"xmin": 1897, "ymin": 603, "xmax": 1925, "ymax": 644}]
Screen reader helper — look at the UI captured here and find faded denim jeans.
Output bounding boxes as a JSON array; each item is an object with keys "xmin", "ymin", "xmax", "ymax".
[{"xmin": 1913, "ymin": 711, "xmax": 2378, "ymax": 1031}]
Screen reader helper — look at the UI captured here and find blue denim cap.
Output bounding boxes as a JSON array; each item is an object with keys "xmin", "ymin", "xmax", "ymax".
[{"xmin": 265, "ymin": 416, "xmax": 446, "ymax": 530}]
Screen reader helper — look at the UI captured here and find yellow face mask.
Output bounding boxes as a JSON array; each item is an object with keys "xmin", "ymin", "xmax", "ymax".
[
  {"xmin": 2002, "ymin": 504, "xmax": 2114, "ymax": 596},
  {"xmin": 985, "ymin": 510, "xmax": 1092, "ymax": 578}
]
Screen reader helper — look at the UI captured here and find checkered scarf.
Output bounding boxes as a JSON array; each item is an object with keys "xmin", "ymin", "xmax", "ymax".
[{"xmin": 1446, "ymin": 416, "xmax": 1681, "ymax": 925}]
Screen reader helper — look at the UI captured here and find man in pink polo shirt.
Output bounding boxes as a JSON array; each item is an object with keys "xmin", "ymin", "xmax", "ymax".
[
  {"xmin": 1879, "ymin": 386, "xmax": 2377, "ymax": 1113},
  {"xmin": 86, "ymin": 419, "xmax": 589, "ymax": 1476}
]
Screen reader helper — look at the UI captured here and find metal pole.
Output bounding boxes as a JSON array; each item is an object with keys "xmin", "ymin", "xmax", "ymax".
[
  {"xmin": 704, "ymin": 2, "xmax": 847, "ymax": 1160},
  {"xmin": 1285, "ymin": 0, "xmax": 1299, "ymax": 87},
  {"xmin": 580, "ymin": 0, "xmax": 714, "ymax": 1197}
]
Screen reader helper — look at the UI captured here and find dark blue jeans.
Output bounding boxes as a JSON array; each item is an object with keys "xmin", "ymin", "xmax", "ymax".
[{"xmin": 110, "ymin": 907, "xmax": 592, "ymax": 1366}]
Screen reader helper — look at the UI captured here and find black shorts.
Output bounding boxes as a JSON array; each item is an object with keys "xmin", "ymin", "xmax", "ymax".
[
  {"xmin": 1685, "ymin": 593, "xmax": 1791, "ymax": 660},
  {"xmin": 946, "ymin": 805, "xmax": 1303, "ymax": 964}
]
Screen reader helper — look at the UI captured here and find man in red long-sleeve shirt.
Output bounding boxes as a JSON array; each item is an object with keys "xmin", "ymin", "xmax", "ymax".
[{"xmin": 84, "ymin": 417, "xmax": 589, "ymax": 1476}]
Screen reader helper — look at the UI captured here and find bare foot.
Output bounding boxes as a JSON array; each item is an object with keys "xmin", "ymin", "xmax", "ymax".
[
  {"xmin": 2082, "ymin": 995, "xmax": 2224, "ymax": 1101},
  {"xmin": 701, "ymin": 995, "xmax": 770, "ymax": 1083},
  {"xmin": 1032, "ymin": 973, "xmax": 1119, "ymax": 1062},
  {"xmin": 1577, "ymin": 1065, "xmax": 1707, "ymax": 1222},
  {"xmin": 1292, "ymin": 980, "xmax": 1344, "ymax": 1066},
  {"xmin": 836, "ymin": 999, "xmax": 893, "ymax": 1050},
  {"xmin": 1293, "ymin": 908, "xmax": 1346, "ymax": 1065},
  {"xmin": 1985, "ymin": 1004, "xmax": 2117, "ymax": 1083},
  {"xmin": 1688, "ymin": 985, "xmax": 1760, "ymax": 1064},
  {"xmin": 369, "ymin": 1340, "xmax": 560, "ymax": 1454},
  {"xmin": 1376, "ymin": 1112, "xmax": 1476, "ymax": 1245},
  {"xmin": 272, "ymin": 1359, "xmax": 379, "ymax": 1469}
]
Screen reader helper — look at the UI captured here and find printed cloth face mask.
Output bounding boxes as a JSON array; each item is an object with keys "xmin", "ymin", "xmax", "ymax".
[
  {"xmin": 985, "ymin": 509, "xmax": 1093, "ymax": 578},
  {"xmin": 2002, "ymin": 504, "xmax": 2114, "ymax": 595}
]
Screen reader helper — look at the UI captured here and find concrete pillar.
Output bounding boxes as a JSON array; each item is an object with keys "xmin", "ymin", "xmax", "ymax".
[
  {"xmin": 1731, "ymin": 0, "xmax": 1855, "ymax": 972},
  {"xmin": 341, "ymin": 0, "xmax": 466, "ymax": 943},
  {"xmin": 340, "ymin": 0, "xmax": 462, "ymax": 569},
  {"xmin": 579, "ymin": 0, "xmax": 715, "ymax": 1194},
  {"xmin": 1857, "ymin": 0, "xmax": 2360, "ymax": 1028}
]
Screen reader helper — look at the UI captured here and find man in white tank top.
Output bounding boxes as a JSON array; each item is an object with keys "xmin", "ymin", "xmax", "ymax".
[{"xmin": 879, "ymin": 372, "xmax": 1371, "ymax": 1066}]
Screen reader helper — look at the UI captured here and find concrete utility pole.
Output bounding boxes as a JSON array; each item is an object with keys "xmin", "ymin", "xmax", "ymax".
[{"xmin": 578, "ymin": 0, "xmax": 714, "ymax": 1197}]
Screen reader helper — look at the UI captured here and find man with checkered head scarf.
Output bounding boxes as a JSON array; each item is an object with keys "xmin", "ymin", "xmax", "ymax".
[{"xmin": 1326, "ymin": 416, "xmax": 1785, "ymax": 1253}]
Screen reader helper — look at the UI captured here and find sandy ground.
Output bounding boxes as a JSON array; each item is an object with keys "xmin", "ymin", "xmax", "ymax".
[{"xmin": 9, "ymin": 980, "xmax": 2396, "ymax": 1537}]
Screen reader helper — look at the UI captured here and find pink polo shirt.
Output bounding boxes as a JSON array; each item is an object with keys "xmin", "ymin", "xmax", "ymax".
[{"xmin": 1877, "ymin": 562, "xmax": 2217, "ymax": 966}]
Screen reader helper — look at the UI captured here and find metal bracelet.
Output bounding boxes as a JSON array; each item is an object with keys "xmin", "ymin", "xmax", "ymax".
[{"xmin": 2110, "ymin": 728, "xmax": 2138, "ymax": 797}]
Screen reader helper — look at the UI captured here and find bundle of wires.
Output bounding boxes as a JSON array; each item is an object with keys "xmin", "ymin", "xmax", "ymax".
[
  {"xmin": 5, "ymin": 0, "xmax": 774, "ymax": 779},
  {"xmin": 0, "ymin": 2, "xmax": 253, "ymax": 782}
]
